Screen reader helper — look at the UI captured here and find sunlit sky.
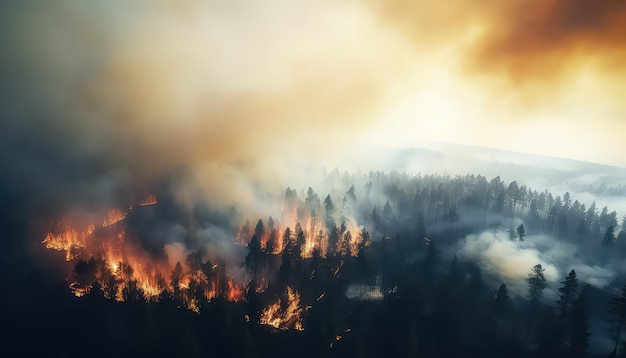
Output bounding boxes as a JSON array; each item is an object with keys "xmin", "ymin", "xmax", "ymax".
[{"xmin": 2, "ymin": 0, "xmax": 626, "ymax": 174}]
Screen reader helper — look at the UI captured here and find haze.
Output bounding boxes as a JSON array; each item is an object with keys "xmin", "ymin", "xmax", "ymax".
[
  {"xmin": 2, "ymin": 1, "xmax": 625, "ymax": 191},
  {"xmin": 3, "ymin": 3, "xmax": 626, "ymax": 356}
]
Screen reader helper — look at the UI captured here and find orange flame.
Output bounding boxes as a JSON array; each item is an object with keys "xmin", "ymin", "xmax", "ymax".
[
  {"xmin": 226, "ymin": 279, "xmax": 244, "ymax": 302},
  {"xmin": 103, "ymin": 209, "xmax": 125, "ymax": 227},
  {"xmin": 42, "ymin": 224, "xmax": 94, "ymax": 261},
  {"xmin": 139, "ymin": 194, "xmax": 157, "ymax": 206},
  {"xmin": 43, "ymin": 204, "xmax": 247, "ymax": 312},
  {"xmin": 259, "ymin": 287, "xmax": 304, "ymax": 331}
]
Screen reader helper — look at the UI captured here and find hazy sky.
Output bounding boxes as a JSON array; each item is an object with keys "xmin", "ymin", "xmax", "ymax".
[{"xmin": 2, "ymin": 0, "xmax": 625, "ymax": 197}]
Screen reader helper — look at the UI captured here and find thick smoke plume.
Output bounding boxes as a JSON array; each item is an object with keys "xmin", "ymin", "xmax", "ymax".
[
  {"xmin": 0, "ymin": 0, "xmax": 407, "ymax": 227},
  {"xmin": 458, "ymin": 230, "xmax": 616, "ymax": 299},
  {"xmin": 371, "ymin": 0, "xmax": 626, "ymax": 86}
]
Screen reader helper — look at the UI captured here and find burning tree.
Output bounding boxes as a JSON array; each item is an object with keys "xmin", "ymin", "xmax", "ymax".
[{"xmin": 260, "ymin": 287, "xmax": 305, "ymax": 331}]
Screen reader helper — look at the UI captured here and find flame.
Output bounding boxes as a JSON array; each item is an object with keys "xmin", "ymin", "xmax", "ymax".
[
  {"xmin": 43, "ymin": 203, "xmax": 246, "ymax": 311},
  {"xmin": 226, "ymin": 279, "xmax": 244, "ymax": 302},
  {"xmin": 237, "ymin": 213, "xmax": 365, "ymax": 259},
  {"xmin": 42, "ymin": 224, "xmax": 94, "ymax": 261},
  {"xmin": 259, "ymin": 287, "xmax": 304, "ymax": 331},
  {"xmin": 255, "ymin": 276, "xmax": 269, "ymax": 294},
  {"xmin": 43, "ymin": 188, "xmax": 367, "ymax": 317},
  {"xmin": 103, "ymin": 209, "xmax": 125, "ymax": 227},
  {"xmin": 204, "ymin": 285, "xmax": 217, "ymax": 302},
  {"xmin": 69, "ymin": 281, "xmax": 92, "ymax": 297},
  {"xmin": 188, "ymin": 298, "xmax": 200, "ymax": 313},
  {"xmin": 139, "ymin": 194, "xmax": 157, "ymax": 206}
]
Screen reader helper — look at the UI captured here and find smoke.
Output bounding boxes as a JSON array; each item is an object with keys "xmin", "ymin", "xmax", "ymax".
[
  {"xmin": 0, "ymin": 0, "xmax": 410, "ymax": 226},
  {"xmin": 3, "ymin": 1, "xmax": 626, "ymax": 282},
  {"xmin": 197, "ymin": 225, "xmax": 247, "ymax": 279},
  {"xmin": 458, "ymin": 230, "xmax": 617, "ymax": 300},
  {"xmin": 2, "ymin": 0, "xmax": 626, "ymax": 229},
  {"xmin": 369, "ymin": 0, "xmax": 626, "ymax": 87}
]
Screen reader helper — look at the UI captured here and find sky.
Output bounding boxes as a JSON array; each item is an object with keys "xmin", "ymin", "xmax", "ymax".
[{"xmin": 1, "ymin": 0, "xmax": 626, "ymax": 218}]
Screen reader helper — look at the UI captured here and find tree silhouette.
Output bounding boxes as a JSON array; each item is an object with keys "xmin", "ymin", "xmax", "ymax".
[
  {"xmin": 492, "ymin": 283, "xmax": 510, "ymax": 335},
  {"xmin": 33, "ymin": 170, "xmax": 626, "ymax": 357},
  {"xmin": 516, "ymin": 224, "xmax": 525, "ymax": 243},
  {"xmin": 370, "ymin": 207, "xmax": 380, "ymax": 234},
  {"xmin": 266, "ymin": 217, "xmax": 278, "ymax": 254},
  {"xmin": 608, "ymin": 285, "xmax": 626, "ymax": 355},
  {"xmin": 254, "ymin": 219, "xmax": 265, "ymax": 242},
  {"xmin": 171, "ymin": 261, "xmax": 184, "ymax": 300},
  {"xmin": 569, "ymin": 285, "xmax": 591, "ymax": 358},
  {"xmin": 245, "ymin": 234, "xmax": 262, "ymax": 284},
  {"xmin": 556, "ymin": 269, "xmax": 578, "ymax": 348},
  {"xmin": 603, "ymin": 225, "xmax": 616, "ymax": 248},
  {"xmin": 527, "ymin": 264, "xmax": 547, "ymax": 340},
  {"xmin": 415, "ymin": 212, "xmax": 426, "ymax": 239},
  {"xmin": 279, "ymin": 227, "xmax": 294, "ymax": 287},
  {"xmin": 324, "ymin": 195, "xmax": 334, "ymax": 217},
  {"xmin": 536, "ymin": 310, "xmax": 561, "ymax": 358},
  {"xmin": 507, "ymin": 181, "xmax": 519, "ymax": 216},
  {"xmin": 382, "ymin": 201, "xmax": 393, "ymax": 237},
  {"xmin": 618, "ymin": 215, "xmax": 626, "ymax": 244}
]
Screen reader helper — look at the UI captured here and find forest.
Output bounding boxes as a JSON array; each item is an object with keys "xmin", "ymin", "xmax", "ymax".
[{"xmin": 11, "ymin": 170, "xmax": 626, "ymax": 358}]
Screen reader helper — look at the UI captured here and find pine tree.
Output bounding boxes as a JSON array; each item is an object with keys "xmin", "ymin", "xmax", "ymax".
[
  {"xmin": 492, "ymin": 283, "xmax": 511, "ymax": 335},
  {"xmin": 371, "ymin": 206, "xmax": 380, "ymax": 234},
  {"xmin": 254, "ymin": 219, "xmax": 265, "ymax": 241},
  {"xmin": 383, "ymin": 201, "xmax": 393, "ymax": 236},
  {"xmin": 608, "ymin": 285, "xmax": 626, "ymax": 355},
  {"xmin": 245, "ymin": 234, "xmax": 262, "ymax": 284},
  {"xmin": 294, "ymin": 223, "xmax": 306, "ymax": 259},
  {"xmin": 557, "ymin": 269, "xmax": 578, "ymax": 324},
  {"xmin": 527, "ymin": 264, "xmax": 547, "ymax": 340},
  {"xmin": 517, "ymin": 224, "xmax": 525, "ymax": 243},
  {"xmin": 324, "ymin": 194, "xmax": 334, "ymax": 216},
  {"xmin": 171, "ymin": 261, "xmax": 184, "ymax": 300},
  {"xmin": 619, "ymin": 215, "xmax": 626, "ymax": 242},
  {"xmin": 556, "ymin": 269, "xmax": 578, "ymax": 348},
  {"xmin": 603, "ymin": 225, "xmax": 616, "ymax": 248},
  {"xmin": 278, "ymin": 229, "xmax": 294, "ymax": 287},
  {"xmin": 416, "ymin": 212, "xmax": 426, "ymax": 239},
  {"xmin": 536, "ymin": 310, "xmax": 561, "ymax": 358},
  {"xmin": 569, "ymin": 285, "xmax": 591, "ymax": 358}
]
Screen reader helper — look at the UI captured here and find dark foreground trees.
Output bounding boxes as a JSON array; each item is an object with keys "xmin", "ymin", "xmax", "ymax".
[
  {"xmin": 29, "ymin": 170, "xmax": 626, "ymax": 357},
  {"xmin": 569, "ymin": 285, "xmax": 590, "ymax": 358},
  {"xmin": 527, "ymin": 264, "xmax": 547, "ymax": 340},
  {"xmin": 609, "ymin": 285, "xmax": 626, "ymax": 356}
]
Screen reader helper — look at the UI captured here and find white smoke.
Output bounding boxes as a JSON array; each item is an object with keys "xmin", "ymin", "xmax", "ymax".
[{"xmin": 457, "ymin": 230, "xmax": 616, "ymax": 300}]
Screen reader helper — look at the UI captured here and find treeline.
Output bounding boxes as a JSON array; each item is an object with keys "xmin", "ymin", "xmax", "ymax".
[
  {"xmin": 231, "ymin": 171, "xmax": 626, "ymax": 357},
  {"xmin": 30, "ymin": 170, "xmax": 626, "ymax": 357},
  {"xmin": 238, "ymin": 171, "xmax": 626, "ymax": 254}
]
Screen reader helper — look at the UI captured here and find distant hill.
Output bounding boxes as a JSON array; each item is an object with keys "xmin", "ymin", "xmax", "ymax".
[{"xmin": 353, "ymin": 142, "xmax": 626, "ymax": 217}]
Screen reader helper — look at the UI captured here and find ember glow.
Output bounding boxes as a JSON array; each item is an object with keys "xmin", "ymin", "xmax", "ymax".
[
  {"xmin": 43, "ymin": 223, "xmax": 94, "ymax": 261},
  {"xmin": 46, "ymin": 207, "xmax": 247, "ymax": 309},
  {"xmin": 43, "ymin": 194, "xmax": 245, "ymax": 309},
  {"xmin": 259, "ymin": 287, "xmax": 305, "ymax": 331},
  {"xmin": 42, "ymin": 185, "xmax": 372, "ymax": 334},
  {"xmin": 139, "ymin": 194, "xmax": 157, "ymax": 207}
]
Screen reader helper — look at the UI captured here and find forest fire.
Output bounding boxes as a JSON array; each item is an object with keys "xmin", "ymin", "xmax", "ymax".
[
  {"xmin": 34, "ymin": 170, "xmax": 622, "ymax": 356},
  {"xmin": 226, "ymin": 279, "xmax": 244, "ymax": 302},
  {"xmin": 139, "ymin": 194, "xmax": 158, "ymax": 206},
  {"xmin": 43, "ymin": 223, "xmax": 94, "ymax": 261},
  {"xmin": 237, "ymin": 212, "xmax": 369, "ymax": 259},
  {"xmin": 259, "ymin": 287, "xmax": 304, "ymax": 331},
  {"xmin": 102, "ymin": 209, "xmax": 125, "ymax": 227},
  {"xmin": 42, "ymin": 187, "xmax": 368, "ymax": 333},
  {"xmin": 42, "ymin": 194, "xmax": 249, "ymax": 312}
]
